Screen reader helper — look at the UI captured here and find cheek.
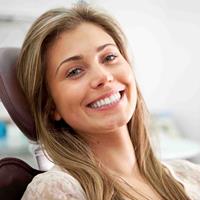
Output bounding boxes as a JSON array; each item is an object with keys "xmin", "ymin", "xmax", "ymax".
[
  {"xmin": 59, "ymin": 91, "xmax": 81, "ymax": 111},
  {"xmin": 52, "ymin": 82, "xmax": 85, "ymax": 117},
  {"xmin": 120, "ymin": 64, "xmax": 137, "ymax": 104},
  {"xmin": 117, "ymin": 62, "xmax": 135, "ymax": 87}
]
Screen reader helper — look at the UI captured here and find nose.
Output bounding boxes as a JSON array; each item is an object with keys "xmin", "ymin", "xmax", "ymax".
[{"xmin": 90, "ymin": 66, "xmax": 114, "ymax": 89}]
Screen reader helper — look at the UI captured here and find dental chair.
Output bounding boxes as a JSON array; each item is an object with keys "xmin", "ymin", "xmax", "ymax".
[{"xmin": 0, "ymin": 47, "xmax": 52, "ymax": 200}]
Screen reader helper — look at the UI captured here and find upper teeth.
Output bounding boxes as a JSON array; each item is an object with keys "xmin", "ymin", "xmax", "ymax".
[{"xmin": 89, "ymin": 92, "xmax": 121, "ymax": 109}]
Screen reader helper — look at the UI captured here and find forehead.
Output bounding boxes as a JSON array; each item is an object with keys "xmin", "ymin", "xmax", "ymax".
[
  {"xmin": 46, "ymin": 22, "xmax": 116, "ymax": 63},
  {"xmin": 58, "ymin": 22, "xmax": 115, "ymax": 47}
]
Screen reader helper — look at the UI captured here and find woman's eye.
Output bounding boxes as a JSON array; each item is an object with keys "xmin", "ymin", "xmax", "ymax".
[
  {"xmin": 104, "ymin": 54, "xmax": 117, "ymax": 63},
  {"xmin": 66, "ymin": 67, "xmax": 83, "ymax": 78}
]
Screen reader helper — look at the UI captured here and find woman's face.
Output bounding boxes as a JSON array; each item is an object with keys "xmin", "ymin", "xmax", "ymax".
[{"xmin": 46, "ymin": 22, "xmax": 137, "ymax": 137}]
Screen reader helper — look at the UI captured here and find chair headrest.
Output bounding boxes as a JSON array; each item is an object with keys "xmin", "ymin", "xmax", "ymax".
[{"xmin": 0, "ymin": 47, "xmax": 36, "ymax": 141}]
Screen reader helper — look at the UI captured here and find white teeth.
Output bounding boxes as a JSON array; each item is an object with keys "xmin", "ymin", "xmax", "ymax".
[
  {"xmin": 100, "ymin": 99, "xmax": 104, "ymax": 105},
  {"xmin": 89, "ymin": 92, "xmax": 122, "ymax": 109},
  {"xmin": 97, "ymin": 101, "xmax": 101, "ymax": 107},
  {"xmin": 105, "ymin": 98, "xmax": 110, "ymax": 104}
]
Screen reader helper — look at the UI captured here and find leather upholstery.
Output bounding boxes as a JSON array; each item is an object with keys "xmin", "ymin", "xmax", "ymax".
[
  {"xmin": 0, "ymin": 157, "xmax": 43, "ymax": 200},
  {"xmin": 0, "ymin": 47, "xmax": 36, "ymax": 141},
  {"xmin": 0, "ymin": 47, "xmax": 43, "ymax": 199}
]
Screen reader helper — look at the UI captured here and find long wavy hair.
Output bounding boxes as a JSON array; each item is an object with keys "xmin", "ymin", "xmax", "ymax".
[{"xmin": 17, "ymin": 3, "xmax": 190, "ymax": 200}]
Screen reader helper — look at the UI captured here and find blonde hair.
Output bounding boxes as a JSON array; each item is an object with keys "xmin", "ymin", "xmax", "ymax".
[{"xmin": 17, "ymin": 3, "xmax": 190, "ymax": 200}]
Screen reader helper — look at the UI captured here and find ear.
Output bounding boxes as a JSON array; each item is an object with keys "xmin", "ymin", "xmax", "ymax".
[
  {"xmin": 50, "ymin": 102, "xmax": 62, "ymax": 121},
  {"xmin": 53, "ymin": 110, "xmax": 62, "ymax": 121}
]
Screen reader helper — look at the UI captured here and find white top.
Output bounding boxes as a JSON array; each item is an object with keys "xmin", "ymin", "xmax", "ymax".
[{"xmin": 21, "ymin": 160, "xmax": 200, "ymax": 200}]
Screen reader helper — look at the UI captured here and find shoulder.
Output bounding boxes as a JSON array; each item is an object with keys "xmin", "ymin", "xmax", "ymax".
[
  {"xmin": 163, "ymin": 159, "xmax": 200, "ymax": 200},
  {"xmin": 21, "ymin": 165, "xmax": 86, "ymax": 200},
  {"xmin": 163, "ymin": 159, "xmax": 200, "ymax": 181}
]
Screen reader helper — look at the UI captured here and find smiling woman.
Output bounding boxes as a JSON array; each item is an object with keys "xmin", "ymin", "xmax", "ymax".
[
  {"xmin": 45, "ymin": 22, "xmax": 136, "ymax": 137},
  {"xmin": 17, "ymin": 2, "xmax": 199, "ymax": 200}
]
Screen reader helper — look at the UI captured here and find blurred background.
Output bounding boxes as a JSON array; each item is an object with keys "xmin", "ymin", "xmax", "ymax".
[{"xmin": 0, "ymin": 0, "xmax": 200, "ymax": 167}]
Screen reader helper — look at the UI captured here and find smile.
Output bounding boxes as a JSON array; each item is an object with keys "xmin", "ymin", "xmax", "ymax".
[{"xmin": 87, "ymin": 91, "xmax": 123, "ymax": 109}]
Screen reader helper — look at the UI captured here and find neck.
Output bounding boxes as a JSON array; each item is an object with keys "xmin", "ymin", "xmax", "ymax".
[{"xmin": 85, "ymin": 125, "xmax": 138, "ymax": 178}]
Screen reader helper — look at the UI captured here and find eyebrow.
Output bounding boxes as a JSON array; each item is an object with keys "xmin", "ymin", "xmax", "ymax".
[{"xmin": 55, "ymin": 43, "xmax": 116, "ymax": 75}]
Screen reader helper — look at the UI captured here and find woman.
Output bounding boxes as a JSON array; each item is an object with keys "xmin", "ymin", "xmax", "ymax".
[{"xmin": 17, "ymin": 3, "xmax": 199, "ymax": 200}]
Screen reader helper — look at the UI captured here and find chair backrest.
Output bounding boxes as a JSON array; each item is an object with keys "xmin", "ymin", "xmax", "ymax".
[
  {"xmin": 0, "ymin": 157, "xmax": 43, "ymax": 200},
  {"xmin": 0, "ymin": 47, "xmax": 44, "ymax": 199}
]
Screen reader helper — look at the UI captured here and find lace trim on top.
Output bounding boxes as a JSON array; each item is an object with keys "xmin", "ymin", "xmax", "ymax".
[{"xmin": 22, "ymin": 160, "xmax": 200, "ymax": 200}]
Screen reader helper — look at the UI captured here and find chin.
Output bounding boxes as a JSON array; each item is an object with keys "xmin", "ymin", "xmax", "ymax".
[{"xmin": 103, "ymin": 117, "xmax": 129, "ymax": 131}]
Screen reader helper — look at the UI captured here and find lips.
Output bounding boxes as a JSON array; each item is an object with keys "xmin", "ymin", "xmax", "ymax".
[{"xmin": 86, "ymin": 90, "xmax": 125, "ymax": 108}]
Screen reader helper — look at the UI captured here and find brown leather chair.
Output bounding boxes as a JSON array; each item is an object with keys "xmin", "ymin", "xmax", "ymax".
[{"xmin": 0, "ymin": 47, "xmax": 44, "ymax": 200}]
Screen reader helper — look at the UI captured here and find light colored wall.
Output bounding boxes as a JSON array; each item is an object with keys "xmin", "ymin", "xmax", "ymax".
[
  {"xmin": 98, "ymin": 0, "xmax": 200, "ymax": 140},
  {"xmin": 0, "ymin": 0, "xmax": 200, "ymax": 141}
]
